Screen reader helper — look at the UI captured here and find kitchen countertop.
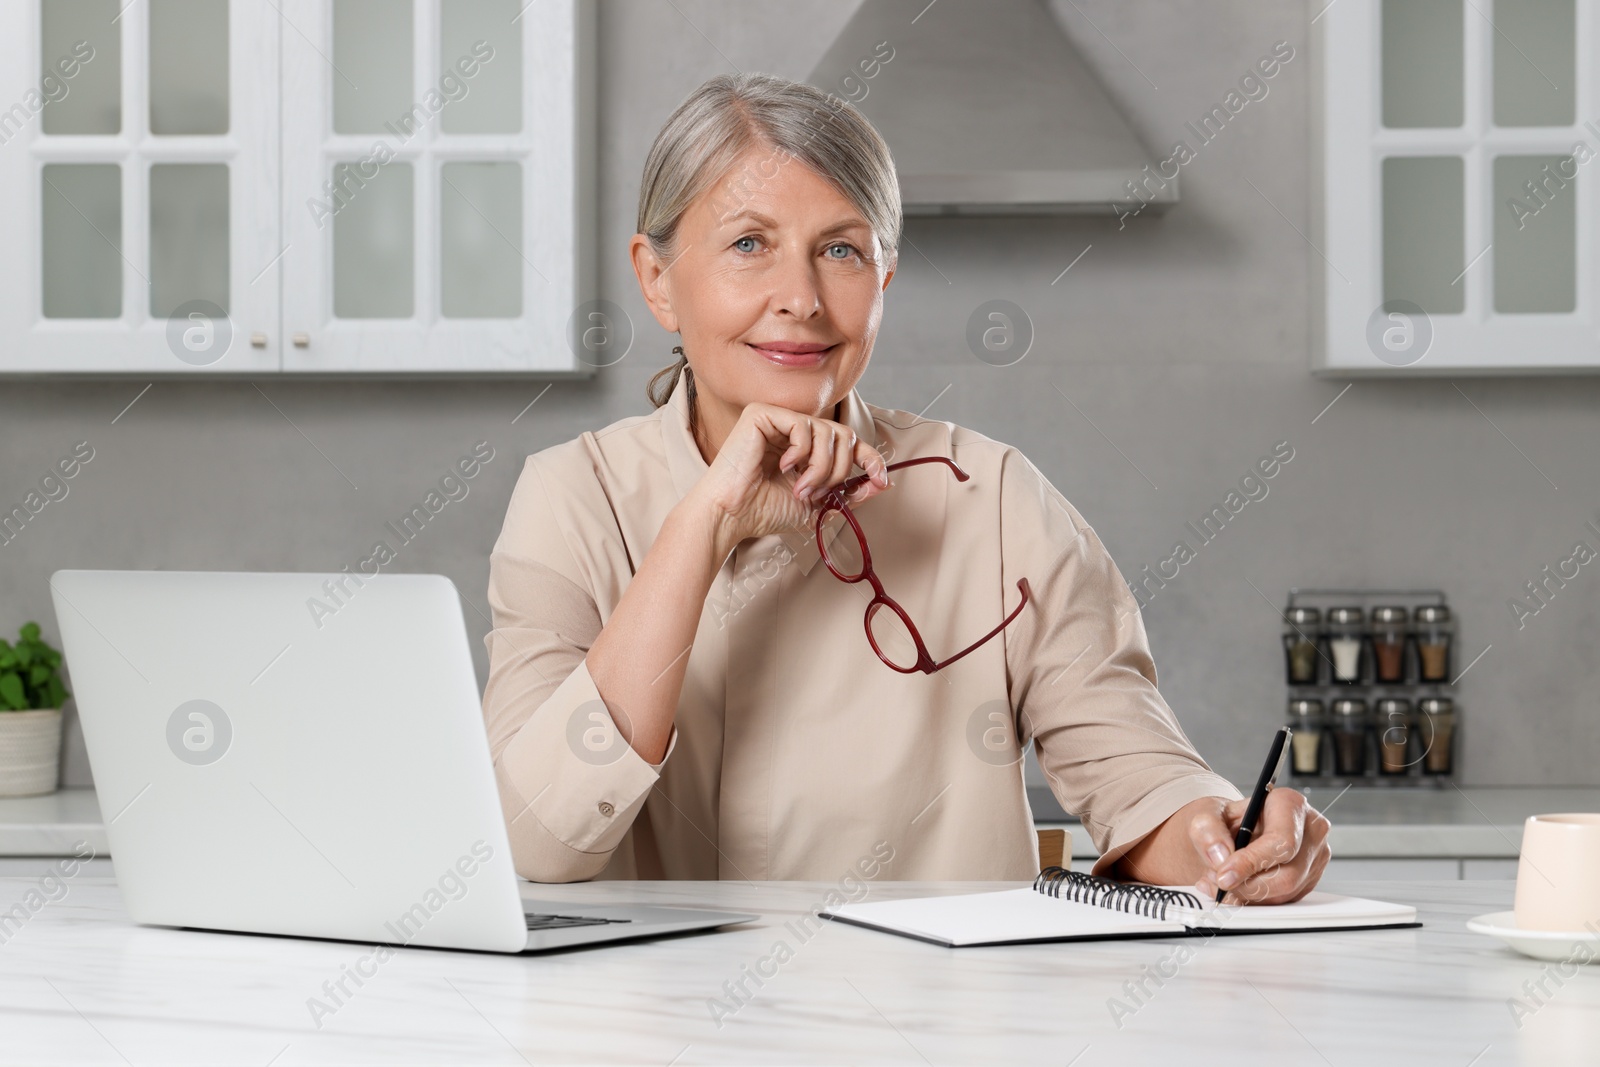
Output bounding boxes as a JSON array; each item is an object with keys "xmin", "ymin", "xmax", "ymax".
[
  {"xmin": 5, "ymin": 786, "xmax": 1599, "ymax": 861},
  {"xmin": 1032, "ymin": 784, "xmax": 1600, "ymax": 859},
  {"xmin": 0, "ymin": 788, "xmax": 104, "ymax": 856},
  {"xmin": 0, "ymin": 875, "xmax": 1590, "ymax": 1064}
]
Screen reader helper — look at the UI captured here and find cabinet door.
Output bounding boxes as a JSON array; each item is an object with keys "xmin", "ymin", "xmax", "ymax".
[
  {"xmin": 1315, "ymin": 0, "xmax": 1600, "ymax": 374},
  {"xmin": 0, "ymin": 0, "xmax": 280, "ymax": 374},
  {"xmin": 279, "ymin": 0, "xmax": 595, "ymax": 374}
]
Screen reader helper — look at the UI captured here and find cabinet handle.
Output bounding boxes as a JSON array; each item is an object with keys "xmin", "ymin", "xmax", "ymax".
[
  {"xmin": 250, "ymin": 332, "xmax": 267, "ymax": 348},
  {"xmin": 292, "ymin": 333, "xmax": 310, "ymax": 347}
]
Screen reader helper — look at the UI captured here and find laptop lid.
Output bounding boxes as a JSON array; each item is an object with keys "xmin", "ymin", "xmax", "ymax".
[{"xmin": 49, "ymin": 569, "xmax": 529, "ymax": 953}]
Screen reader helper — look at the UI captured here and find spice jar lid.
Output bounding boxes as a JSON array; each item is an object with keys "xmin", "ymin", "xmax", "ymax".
[
  {"xmin": 1418, "ymin": 697, "xmax": 1455, "ymax": 714},
  {"xmin": 1331, "ymin": 698, "xmax": 1368, "ymax": 716},
  {"xmin": 1372, "ymin": 605, "xmax": 1409, "ymax": 624},
  {"xmin": 1328, "ymin": 606, "xmax": 1365, "ymax": 624},
  {"xmin": 1284, "ymin": 606, "xmax": 1321, "ymax": 625},
  {"xmin": 1287, "ymin": 698, "xmax": 1325, "ymax": 718},
  {"xmin": 1415, "ymin": 605, "xmax": 1452, "ymax": 623},
  {"xmin": 1375, "ymin": 697, "xmax": 1412, "ymax": 714}
]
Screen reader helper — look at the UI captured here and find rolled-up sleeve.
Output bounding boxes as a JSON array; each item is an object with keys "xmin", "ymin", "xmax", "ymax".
[
  {"xmin": 997, "ymin": 448, "xmax": 1241, "ymax": 877},
  {"xmin": 482, "ymin": 455, "xmax": 676, "ymax": 883}
]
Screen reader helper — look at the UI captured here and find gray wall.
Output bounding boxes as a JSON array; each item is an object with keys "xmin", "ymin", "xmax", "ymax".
[{"xmin": 2, "ymin": 0, "xmax": 1596, "ymax": 793}]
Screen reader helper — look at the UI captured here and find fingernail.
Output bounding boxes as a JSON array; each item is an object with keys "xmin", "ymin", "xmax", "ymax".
[
  {"xmin": 1206, "ymin": 843, "xmax": 1229, "ymax": 867},
  {"xmin": 1217, "ymin": 869, "xmax": 1240, "ymax": 890}
]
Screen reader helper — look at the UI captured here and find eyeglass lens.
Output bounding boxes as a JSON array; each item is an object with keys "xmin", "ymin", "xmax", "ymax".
[
  {"xmin": 818, "ymin": 505, "xmax": 866, "ymax": 579},
  {"xmin": 866, "ymin": 600, "xmax": 920, "ymax": 670}
]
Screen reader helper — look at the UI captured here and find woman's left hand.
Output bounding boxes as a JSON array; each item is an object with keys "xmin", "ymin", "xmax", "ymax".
[{"xmin": 1186, "ymin": 788, "xmax": 1331, "ymax": 905}]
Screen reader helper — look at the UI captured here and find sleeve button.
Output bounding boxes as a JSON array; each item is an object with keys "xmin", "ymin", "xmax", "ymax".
[{"xmin": 598, "ymin": 801, "xmax": 615, "ymax": 816}]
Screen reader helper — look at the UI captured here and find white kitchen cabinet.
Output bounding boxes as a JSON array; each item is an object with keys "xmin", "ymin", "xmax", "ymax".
[
  {"xmin": 0, "ymin": 0, "xmax": 595, "ymax": 376},
  {"xmin": 1460, "ymin": 858, "xmax": 1520, "ymax": 879},
  {"xmin": 1314, "ymin": 0, "xmax": 1600, "ymax": 374},
  {"xmin": 1321, "ymin": 858, "xmax": 1463, "ymax": 881}
]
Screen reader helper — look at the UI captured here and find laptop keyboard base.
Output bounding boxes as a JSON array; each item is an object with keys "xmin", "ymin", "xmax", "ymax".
[{"xmin": 525, "ymin": 913, "xmax": 634, "ymax": 932}]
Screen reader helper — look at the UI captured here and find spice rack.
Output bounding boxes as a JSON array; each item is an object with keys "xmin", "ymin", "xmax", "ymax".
[{"xmin": 1279, "ymin": 588, "xmax": 1458, "ymax": 788}]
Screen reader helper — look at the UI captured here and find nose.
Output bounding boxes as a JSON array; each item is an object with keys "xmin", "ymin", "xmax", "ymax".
[{"xmin": 770, "ymin": 248, "xmax": 823, "ymax": 320}]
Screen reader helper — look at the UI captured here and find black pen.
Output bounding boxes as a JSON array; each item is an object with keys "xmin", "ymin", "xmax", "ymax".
[{"xmin": 1216, "ymin": 725, "xmax": 1291, "ymax": 904}]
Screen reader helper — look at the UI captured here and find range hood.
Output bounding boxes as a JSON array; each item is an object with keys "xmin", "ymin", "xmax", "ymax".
[{"xmin": 805, "ymin": 0, "xmax": 1177, "ymax": 216}]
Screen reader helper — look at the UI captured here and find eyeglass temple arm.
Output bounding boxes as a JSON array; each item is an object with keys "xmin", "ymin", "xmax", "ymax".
[
  {"xmin": 837, "ymin": 456, "xmax": 970, "ymax": 497},
  {"xmin": 928, "ymin": 577, "xmax": 1032, "ymax": 673}
]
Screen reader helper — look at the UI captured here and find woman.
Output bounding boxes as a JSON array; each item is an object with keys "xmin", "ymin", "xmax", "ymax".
[{"xmin": 482, "ymin": 73, "xmax": 1330, "ymax": 902}]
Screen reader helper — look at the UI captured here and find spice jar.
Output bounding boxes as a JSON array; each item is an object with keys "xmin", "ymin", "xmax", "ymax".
[
  {"xmin": 1287, "ymin": 698, "xmax": 1326, "ymax": 776},
  {"xmin": 1414, "ymin": 606, "xmax": 1453, "ymax": 682},
  {"xmin": 1370, "ymin": 606, "xmax": 1409, "ymax": 683},
  {"xmin": 1325, "ymin": 607, "xmax": 1367, "ymax": 685},
  {"xmin": 1417, "ymin": 697, "xmax": 1457, "ymax": 775},
  {"xmin": 1282, "ymin": 607, "xmax": 1322, "ymax": 686},
  {"xmin": 1331, "ymin": 698, "xmax": 1369, "ymax": 776},
  {"xmin": 1375, "ymin": 697, "xmax": 1412, "ymax": 775}
]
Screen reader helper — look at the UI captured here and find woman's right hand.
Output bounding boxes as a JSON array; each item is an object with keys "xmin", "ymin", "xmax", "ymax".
[{"xmin": 686, "ymin": 401, "xmax": 892, "ymax": 554}]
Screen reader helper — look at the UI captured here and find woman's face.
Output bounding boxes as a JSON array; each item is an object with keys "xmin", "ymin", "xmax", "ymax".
[{"xmin": 633, "ymin": 143, "xmax": 895, "ymax": 438}]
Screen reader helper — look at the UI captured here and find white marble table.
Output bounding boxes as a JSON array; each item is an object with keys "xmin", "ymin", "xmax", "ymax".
[{"xmin": 0, "ymin": 875, "xmax": 1593, "ymax": 1065}]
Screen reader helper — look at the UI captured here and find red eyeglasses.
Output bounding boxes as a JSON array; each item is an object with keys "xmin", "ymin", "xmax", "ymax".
[{"xmin": 815, "ymin": 456, "xmax": 1032, "ymax": 674}]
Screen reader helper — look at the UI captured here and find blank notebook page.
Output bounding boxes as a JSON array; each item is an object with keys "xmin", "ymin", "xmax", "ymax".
[
  {"xmin": 1174, "ymin": 890, "xmax": 1417, "ymax": 931},
  {"xmin": 823, "ymin": 887, "xmax": 1185, "ymax": 946},
  {"xmin": 823, "ymin": 887, "xmax": 1417, "ymax": 947}
]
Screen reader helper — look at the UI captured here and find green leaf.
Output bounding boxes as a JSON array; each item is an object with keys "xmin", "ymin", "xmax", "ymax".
[
  {"xmin": 0, "ymin": 651, "xmax": 13, "ymax": 670},
  {"xmin": 13, "ymin": 644, "xmax": 31, "ymax": 667},
  {"xmin": 46, "ymin": 678, "xmax": 67, "ymax": 707},
  {"xmin": 18, "ymin": 622, "xmax": 39, "ymax": 643},
  {"xmin": 0, "ymin": 673, "xmax": 24, "ymax": 710},
  {"xmin": 29, "ymin": 664, "xmax": 50, "ymax": 686}
]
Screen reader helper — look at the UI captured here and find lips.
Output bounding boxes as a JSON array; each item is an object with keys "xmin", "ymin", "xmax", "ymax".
[{"xmin": 748, "ymin": 342, "xmax": 838, "ymax": 367}]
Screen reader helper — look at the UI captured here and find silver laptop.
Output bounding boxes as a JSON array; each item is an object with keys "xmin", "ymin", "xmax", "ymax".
[{"xmin": 49, "ymin": 569, "xmax": 756, "ymax": 953}]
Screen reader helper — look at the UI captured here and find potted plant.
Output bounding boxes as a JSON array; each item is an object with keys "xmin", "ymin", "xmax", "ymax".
[{"xmin": 0, "ymin": 622, "xmax": 70, "ymax": 797}]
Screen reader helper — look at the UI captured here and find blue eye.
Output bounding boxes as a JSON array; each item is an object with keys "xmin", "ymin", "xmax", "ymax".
[
  {"xmin": 734, "ymin": 236, "xmax": 759, "ymax": 253},
  {"xmin": 827, "ymin": 243, "xmax": 858, "ymax": 259}
]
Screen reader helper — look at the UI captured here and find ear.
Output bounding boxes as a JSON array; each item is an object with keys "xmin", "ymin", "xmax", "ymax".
[{"xmin": 630, "ymin": 233, "xmax": 680, "ymax": 333}]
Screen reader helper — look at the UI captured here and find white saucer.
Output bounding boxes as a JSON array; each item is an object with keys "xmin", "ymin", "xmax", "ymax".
[{"xmin": 1466, "ymin": 911, "xmax": 1600, "ymax": 962}]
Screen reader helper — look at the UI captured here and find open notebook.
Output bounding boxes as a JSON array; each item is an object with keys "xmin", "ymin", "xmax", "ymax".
[{"xmin": 821, "ymin": 867, "xmax": 1419, "ymax": 947}]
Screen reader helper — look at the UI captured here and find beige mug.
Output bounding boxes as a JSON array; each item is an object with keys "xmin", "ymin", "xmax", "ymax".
[{"xmin": 1513, "ymin": 813, "xmax": 1600, "ymax": 932}]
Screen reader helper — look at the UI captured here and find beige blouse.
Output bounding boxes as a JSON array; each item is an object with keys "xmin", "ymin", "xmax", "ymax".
[{"xmin": 481, "ymin": 373, "xmax": 1241, "ymax": 883}]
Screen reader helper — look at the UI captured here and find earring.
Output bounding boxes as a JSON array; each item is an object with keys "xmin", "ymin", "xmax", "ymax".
[{"xmin": 672, "ymin": 345, "xmax": 684, "ymax": 358}]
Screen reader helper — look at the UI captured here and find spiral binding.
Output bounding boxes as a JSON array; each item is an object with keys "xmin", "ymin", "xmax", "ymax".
[{"xmin": 1032, "ymin": 866, "xmax": 1203, "ymax": 921}]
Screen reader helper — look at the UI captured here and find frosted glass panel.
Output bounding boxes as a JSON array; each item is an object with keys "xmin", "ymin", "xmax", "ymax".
[
  {"xmin": 150, "ymin": 164, "xmax": 229, "ymax": 317},
  {"xmin": 333, "ymin": 0, "xmax": 413, "ymax": 134},
  {"xmin": 1382, "ymin": 0, "xmax": 1463, "ymax": 128},
  {"xmin": 440, "ymin": 0, "xmax": 521, "ymax": 133},
  {"xmin": 42, "ymin": 164, "xmax": 121, "ymax": 318},
  {"xmin": 1495, "ymin": 154, "xmax": 1575, "ymax": 312},
  {"xmin": 40, "ymin": 0, "xmax": 121, "ymax": 135},
  {"xmin": 149, "ymin": 0, "xmax": 229, "ymax": 134},
  {"xmin": 1383, "ymin": 156, "xmax": 1464, "ymax": 314},
  {"xmin": 441, "ymin": 162, "xmax": 522, "ymax": 317},
  {"xmin": 333, "ymin": 162, "xmax": 413, "ymax": 318},
  {"xmin": 1493, "ymin": 0, "xmax": 1574, "ymax": 126}
]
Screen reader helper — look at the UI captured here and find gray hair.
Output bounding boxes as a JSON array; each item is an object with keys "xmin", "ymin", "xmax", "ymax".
[{"xmin": 638, "ymin": 73, "xmax": 901, "ymax": 410}]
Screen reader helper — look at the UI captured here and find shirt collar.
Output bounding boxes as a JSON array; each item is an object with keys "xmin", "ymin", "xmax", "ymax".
[{"xmin": 659, "ymin": 369, "xmax": 881, "ymax": 576}]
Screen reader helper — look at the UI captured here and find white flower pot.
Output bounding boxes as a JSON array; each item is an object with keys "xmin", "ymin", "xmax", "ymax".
[{"xmin": 0, "ymin": 708, "xmax": 62, "ymax": 797}]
